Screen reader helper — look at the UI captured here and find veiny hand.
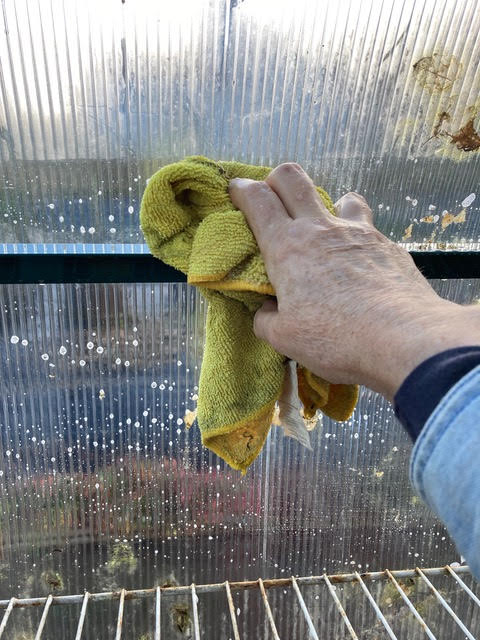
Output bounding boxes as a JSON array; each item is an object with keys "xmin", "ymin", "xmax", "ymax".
[{"xmin": 229, "ymin": 163, "xmax": 480, "ymax": 400}]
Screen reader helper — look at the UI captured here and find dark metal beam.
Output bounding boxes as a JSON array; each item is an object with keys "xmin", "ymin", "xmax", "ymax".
[{"xmin": 0, "ymin": 251, "xmax": 478, "ymax": 285}]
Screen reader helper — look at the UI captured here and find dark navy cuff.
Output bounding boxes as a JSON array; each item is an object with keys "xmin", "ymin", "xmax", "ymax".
[{"xmin": 394, "ymin": 346, "xmax": 480, "ymax": 442}]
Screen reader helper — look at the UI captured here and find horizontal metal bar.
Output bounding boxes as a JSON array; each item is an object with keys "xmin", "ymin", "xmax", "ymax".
[
  {"xmin": 0, "ymin": 254, "xmax": 185, "ymax": 284},
  {"xmin": 0, "ymin": 251, "xmax": 478, "ymax": 284},
  {"xmin": 0, "ymin": 565, "xmax": 471, "ymax": 609}
]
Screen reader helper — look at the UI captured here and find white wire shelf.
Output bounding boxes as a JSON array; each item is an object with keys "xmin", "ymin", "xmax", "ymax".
[{"xmin": 0, "ymin": 565, "xmax": 477, "ymax": 639}]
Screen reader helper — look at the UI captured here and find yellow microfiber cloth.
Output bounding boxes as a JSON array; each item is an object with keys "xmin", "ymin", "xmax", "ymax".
[{"xmin": 140, "ymin": 156, "xmax": 358, "ymax": 473}]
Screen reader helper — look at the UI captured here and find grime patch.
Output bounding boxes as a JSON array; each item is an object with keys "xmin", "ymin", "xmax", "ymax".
[{"xmin": 413, "ymin": 54, "xmax": 462, "ymax": 92}]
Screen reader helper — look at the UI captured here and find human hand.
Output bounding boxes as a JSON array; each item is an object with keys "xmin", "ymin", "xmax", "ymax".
[{"xmin": 229, "ymin": 163, "xmax": 480, "ymax": 400}]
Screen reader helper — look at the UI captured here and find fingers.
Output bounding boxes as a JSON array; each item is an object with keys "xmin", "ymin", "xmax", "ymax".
[
  {"xmin": 229, "ymin": 178, "xmax": 289, "ymax": 253},
  {"xmin": 253, "ymin": 298, "xmax": 281, "ymax": 348},
  {"xmin": 335, "ymin": 192, "xmax": 373, "ymax": 226},
  {"xmin": 265, "ymin": 163, "xmax": 332, "ymax": 219}
]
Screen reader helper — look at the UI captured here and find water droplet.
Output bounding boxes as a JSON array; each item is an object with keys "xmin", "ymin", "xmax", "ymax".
[
  {"xmin": 128, "ymin": 205, "xmax": 134, "ymax": 213},
  {"xmin": 132, "ymin": 340, "xmax": 138, "ymax": 347},
  {"xmin": 96, "ymin": 346, "xmax": 104, "ymax": 354},
  {"xmin": 87, "ymin": 342, "xmax": 94, "ymax": 350},
  {"xmin": 115, "ymin": 358, "xmax": 121, "ymax": 365},
  {"xmin": 88, "ymin": 227, "xmax": 95, "ymax": 234},
  {"xmin": 151, "ymin": 381, "xmax": 157, "ymax": 389},
  {"xmin": 79, "ymin": 360, "xmax": 86, "ymax": 367},
  {"xmin": 124, "ymin": 361, "xmax": 130, "ymax": 367},
  {"xmin": 48, "ymin": 203, "xmax": 55, "ymax": 209},
  {"xmin": 177, "ymin": 360, "xmax": 182, "ymax": 366},
  {"xmin": 59, "ymin": 346, "xmax": 67, "ymax": 355},
  {"xmin": 21, "ymin": 339, "xmax": 28, "ymax": 346},
  {"xmin": 41, "ymin": 353, "xmax": 49, "ymax": 361},
  {"xmin": 10, "ymin": 335, "xmax": 19, "ymax": 344}
]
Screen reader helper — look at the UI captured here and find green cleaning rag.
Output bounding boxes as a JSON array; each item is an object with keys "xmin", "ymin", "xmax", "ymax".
[{"xmin": 140, "ymin": 156, "xmax": 358, "ymax": 473}]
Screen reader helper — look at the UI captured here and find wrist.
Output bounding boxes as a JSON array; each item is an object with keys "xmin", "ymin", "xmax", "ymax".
[{"xmin": 366, "ymin": 299, "xmax": 480, "ymax": 401}]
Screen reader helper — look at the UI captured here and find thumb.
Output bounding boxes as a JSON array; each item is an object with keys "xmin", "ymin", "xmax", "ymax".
[
  {"xmin": 253, "ymin": 298, "xmax": 281, "ymax": 348},
  {"xmin": 335, "ymin": 192, "xmax": 373, "ymax": 226}
]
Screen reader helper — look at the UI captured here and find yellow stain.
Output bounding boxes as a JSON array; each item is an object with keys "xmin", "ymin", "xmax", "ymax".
[
  {"xmin": 441, "ymin": 208, "xmax": 466, "ymax": 229},
  {"xmin": 402, "ymin": 223, "xmax": 413, "ymax": 240}
]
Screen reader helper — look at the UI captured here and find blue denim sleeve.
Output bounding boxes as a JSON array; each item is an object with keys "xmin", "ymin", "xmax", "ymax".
[{"xmin": 409, "ymin": 364, "xmax": 480, "ymax": 580}]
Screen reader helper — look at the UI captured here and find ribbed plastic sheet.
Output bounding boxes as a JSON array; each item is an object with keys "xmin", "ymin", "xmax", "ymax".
[
  {"xmin": 0, "ymin": 278, "xmax": 479, "ymax": 638},
  {"xmin": 0, "ymin": 0, "xmax": 479, "ymax": 248}
]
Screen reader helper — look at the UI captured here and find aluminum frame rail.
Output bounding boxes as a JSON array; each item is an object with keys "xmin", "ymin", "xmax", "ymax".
[
  {"xmin": 0, "ymin": 565, "xmax": 476, "ymax": 639},
  {"xmin": 1, "ymin": 251, "xmax": 479, "ymax": 284}
]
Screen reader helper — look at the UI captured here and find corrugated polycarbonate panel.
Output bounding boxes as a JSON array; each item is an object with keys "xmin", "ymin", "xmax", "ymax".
[
  {"xmin": 0, "ymin": 279, "xmax": 479, "ymax": 638},
  {"xmin": 0, "ymin": 0, "xmax": 479, "ymax": 249}
]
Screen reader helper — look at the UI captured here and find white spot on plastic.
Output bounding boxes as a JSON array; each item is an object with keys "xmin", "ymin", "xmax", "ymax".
[
  {"xmin": 41, "ymin": 353, "xmax": 49, "ymax": 361},
  {"xmin": 128, "ymin": 205, "xmax": 134, "ymax": 213},
  {"xmin": 461, "ymin": 193, "xmax": 476, "ymax": 208},
  {"xmin": 59, "ymin": 346, "xmax": 67, "ymax": 355},
  {"xmin": 87, "ymin": 342, "xmax": 94, "ymax": 350},
  {"xmin": 10, "ymin": 335, "xmax": 19, "ymax": 344},
  {"xmin": 48, "ymin": 203, "xmax": 55, "ymax": 209}
]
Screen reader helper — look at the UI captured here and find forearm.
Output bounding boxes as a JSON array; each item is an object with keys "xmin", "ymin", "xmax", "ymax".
[{"xmin": 362, "ymin": 300, "xmax": 480, "ymax": 401}]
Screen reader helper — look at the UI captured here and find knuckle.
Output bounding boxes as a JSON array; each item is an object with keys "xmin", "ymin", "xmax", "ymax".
[
  {"xmin": 246, "ymin": 180, "xmax": 270, "ymax": 195},
  {"xmin": 269, "ymin": 162, "xmax": 305, "ymax": 181}
]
